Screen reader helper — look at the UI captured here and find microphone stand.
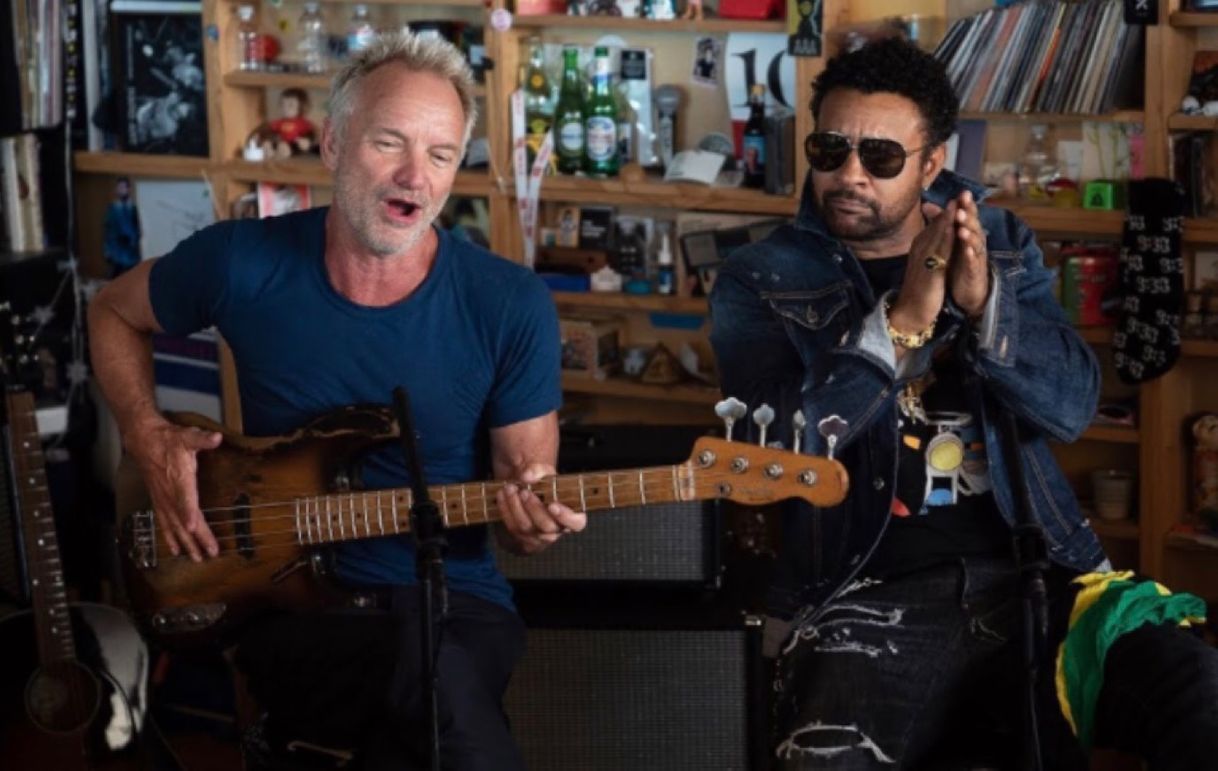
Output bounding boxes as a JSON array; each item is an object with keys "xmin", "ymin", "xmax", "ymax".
[
  {"xmin": 999, "ymin": 409, "xmax": 1048, "ymax": 771},
  {"xmin": 393, "ymin": 386, "xmax": 446, "ymax": 771}
]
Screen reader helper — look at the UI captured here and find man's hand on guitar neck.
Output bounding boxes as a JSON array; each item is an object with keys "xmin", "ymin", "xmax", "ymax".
[
  {"xmin": 130, "ymin": 417, "xmax": 223, "ymax": 562},
  {"xmin": 495, "ymin": 463, "xmax": 587, "ymax": 556}
]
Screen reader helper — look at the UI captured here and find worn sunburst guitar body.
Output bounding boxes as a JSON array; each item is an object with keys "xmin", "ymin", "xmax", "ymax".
[{"xmin": 117, "ymin": 405, "xmax": 849, "ymax": 649}]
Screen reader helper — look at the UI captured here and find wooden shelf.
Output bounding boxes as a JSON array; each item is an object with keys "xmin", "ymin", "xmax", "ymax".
[
  {"xmin": 222, "ymin": 159, "xmax": 493, "ymax": 196},
  {"xmin": 1167, "ymin": 529, "xmax": 1218, "ymax": 553},
  {"xmin": 1076, "ymin": 326, "xmax": 1113, "ymax": 345},
  {"xmin": 960, "ymin": 110, "xmax": 1144, "ymax": 124},
  {"xmin": 223, "ymin": 70, "xmax": 486, "ymax": 97},
  {"xmin": 1183, "ymin": 338, "xmax": 1218, "ymax": 358},
  {"xmin": 1185, "ymin": 216, "xmax": 1218, "ymax": 245},
  {"xmin": 1088, "ymin": 517, "xmax": 1140, "ymax": 541},
  {"xmin": 992, "ymin": 199, "xmax": 1124, "ymax": 237},
  {"xmin": 510, "ymin": 14, "xmax": 786, "ymax": 34},
  {"xmin": 1170, "ymin": 11, "xmax": 1218, "ymax": 27},
  {"xmin": 73, "ymin": 151, "xmax": 211, "ymax": 178},
  {"xmin": 533, "ymin": 174, "xmax": 796, "ymax": 216},
  {"xmin": 552, "ymin": 291, "xmax": 707, "ymax": 314},
  {"xmin": 562, "ymin": 373, "xmax": 720, "ymax": 405},
  {"xmin": 1167, "ymin": 113, "xmax": 1218, "ymax": 131},
  {"xmin": 1080, "ymin": 424, "xmax": 1139, "ymax": 444}
]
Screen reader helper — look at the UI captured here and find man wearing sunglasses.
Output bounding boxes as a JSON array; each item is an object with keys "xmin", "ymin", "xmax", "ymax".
[{"xmin": 710, "ymin": 36, "xmax": 1218, "ymax": 770}]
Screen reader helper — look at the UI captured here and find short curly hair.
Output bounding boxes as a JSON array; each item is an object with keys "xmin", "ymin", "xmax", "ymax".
[{"xmin": 810, "ymin": 37, "xmax": 958, "ymax": 148}]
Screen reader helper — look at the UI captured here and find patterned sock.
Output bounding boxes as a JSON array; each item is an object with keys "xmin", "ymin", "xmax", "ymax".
[{"xmin": 1113, "ymin": 179, "xmax": 1185, "ymax": 384}]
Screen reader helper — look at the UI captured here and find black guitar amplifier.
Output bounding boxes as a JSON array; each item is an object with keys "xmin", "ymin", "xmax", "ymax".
[
  {"xmin": 504, "ymin": 616, "xmax": 768, "ymax": 771},
  {"xmin": 493, "ymin": 500, "xmax": 718, "ymax": 585},
  {"xmin": 493, "ymin": 424, "xmax": 723, "ymax": 586}
]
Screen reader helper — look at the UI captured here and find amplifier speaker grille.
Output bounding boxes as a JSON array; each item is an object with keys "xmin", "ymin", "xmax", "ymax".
[
  {"xmin": 494, "ymin": 501, "xmax": 715, "ymax": 584},
  {"xmin": 504, "ymin": 622, "xmax": 765, "ymax": 771}
]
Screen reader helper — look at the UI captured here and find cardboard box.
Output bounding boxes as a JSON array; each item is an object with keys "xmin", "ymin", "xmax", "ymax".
[{"xmin": 559, "ymin": 317, "xmax": 622, "ymax": 379}]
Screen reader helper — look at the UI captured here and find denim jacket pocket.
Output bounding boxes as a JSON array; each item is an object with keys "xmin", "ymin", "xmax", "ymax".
[
  {"xmin": 989, "ymin": 249, "xmax": 1025, "ymax": 279},
  {"xmin": 762, "ymin": 283, "xmax": 852, "ymax": 333}
]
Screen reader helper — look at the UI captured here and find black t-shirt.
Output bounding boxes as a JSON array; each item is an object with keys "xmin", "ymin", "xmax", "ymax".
[{"xmin": 857, "ymin": 256, "xmax": 1012, "ymax": 578}]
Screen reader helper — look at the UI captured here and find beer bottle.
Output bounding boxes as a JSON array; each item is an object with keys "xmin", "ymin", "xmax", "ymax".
[
  {"xmin": 554, "ymin": 46, "xmax": 585, "ymax": 175},
  {"xmin": 523, "ymin": 37, "xmax": 553, "ymax": 166},
  {"xmin": 742, "ymin": 83, "xmax": 767, "ymax": 189},
  {"xmin": 583, "ymin": 46, "xmax": 619, "ymax": 178}
]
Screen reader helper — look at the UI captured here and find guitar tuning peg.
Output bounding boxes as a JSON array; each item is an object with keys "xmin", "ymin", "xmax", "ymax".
[
  {"xmin": 715, "ymin": 396, "xmax": 747, "ymax": 441},
  {"xmin": 792, "ymin": 410, "xmax": 806, "ymax": 454},
  {"xmin": 817, "ymin": 414, "xmax": 848, "ymax": 461},
  {"xmin": 752, "ymin": 404, "xmax": 774, "ymax": 447}
]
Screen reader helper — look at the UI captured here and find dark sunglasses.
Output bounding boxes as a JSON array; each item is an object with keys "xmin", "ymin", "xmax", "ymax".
[{"xmin": 805, "ymin": 132, "xmax": 925, "ymax": 179}]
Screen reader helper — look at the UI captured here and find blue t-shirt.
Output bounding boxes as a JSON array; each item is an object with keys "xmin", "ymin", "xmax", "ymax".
[{"xmin": 149, "ymin": 207, "xmax": 562, "ymax": 609}]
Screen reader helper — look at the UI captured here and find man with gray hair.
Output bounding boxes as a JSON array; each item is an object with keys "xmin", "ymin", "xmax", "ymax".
[{"xmin": 89, "ymin": 30, "xmax": 580, "ymax": 768}]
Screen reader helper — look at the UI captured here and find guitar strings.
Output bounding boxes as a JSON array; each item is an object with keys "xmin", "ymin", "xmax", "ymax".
[
  {"xmin": 178, "ymin": 476, "xmax": 696, "ymax": 544},
  {"xmin": 136, "ymin": 468, "xmax": 787, "ymax": 553},
  {"xmin": 177, "ymin": 465, "xmax": 701, "ymax": 524}
]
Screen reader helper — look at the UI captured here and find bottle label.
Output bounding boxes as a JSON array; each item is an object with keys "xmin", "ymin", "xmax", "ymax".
[
  {"xmin": 586, "ymin": 117, "xmax": 616, "ymax": 162},
  {"xmin": 529, "ymin": 73, "xmax": 545, "ymax": 90},
  {"xmin": 743, "ymin": 135, "xmax": 766, "ymax": 172},
  {"xmin": 559, "ymin": 121, "xmax": 584, "ymax": 153}
]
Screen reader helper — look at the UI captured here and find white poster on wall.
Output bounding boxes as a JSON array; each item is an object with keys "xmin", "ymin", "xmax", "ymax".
[
  {"xmin": 723, "ymin": 33, "xmax": 796, "ymax": 156},
  {"xmin": 133, "ymin": 177, "xmax": 215, "ymax": 260}
]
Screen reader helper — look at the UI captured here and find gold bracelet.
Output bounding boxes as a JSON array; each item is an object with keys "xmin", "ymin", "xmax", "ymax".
[{"xmin": 884, "ymin": 298, "xmax": 936, "ymax": 349}]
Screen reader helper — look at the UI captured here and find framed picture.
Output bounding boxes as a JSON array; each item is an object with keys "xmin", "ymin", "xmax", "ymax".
[{"xmin": 111, "ymin": 0, "xmax": 208, "ymax": 156}]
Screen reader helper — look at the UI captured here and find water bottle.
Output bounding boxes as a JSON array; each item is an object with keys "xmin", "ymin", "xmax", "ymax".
[
  {"xmin": 298, "ymin": 2, "xmax": 326, "ymax": 74},
  {"xmin": 236, "ymin": 4, "xmax": 260, "ymax": 71},
  {"xmin": 1018, "ymin": 124, "xmax": 1057, "ymax": 201},
  {"xmin": 347, "ymin": 4, "xmax": 376, "ymax": 57}
]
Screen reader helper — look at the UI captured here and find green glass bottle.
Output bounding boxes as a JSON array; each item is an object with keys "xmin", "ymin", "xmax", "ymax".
[
  {"xmin": 583, "ymin": 46, "xmax": 618, "ymax": 178},
  {"xmin": 554, "ymin": 47, "xmax": 585, "ymax": 175},
  {"xmin": 523, "ymin": 37, "xmax": 552, "ymax": 166}
]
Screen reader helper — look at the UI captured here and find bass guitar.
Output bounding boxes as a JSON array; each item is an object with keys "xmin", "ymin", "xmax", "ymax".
[{"xmin": 116, "ymin": 405, "xmax": 849, "ymax": 649}]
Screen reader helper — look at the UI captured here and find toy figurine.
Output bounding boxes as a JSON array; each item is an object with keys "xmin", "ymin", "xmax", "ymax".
[
  {"xmin": 103, "ymin": 176, "xmax": 141, "ymax": 277},
  {"xmin": 244, "ymin": 87, "xmax": 318, "ymax": 160},
  {"xmin": 1193, "ymin": 413, "xmax": 1218, "ymax": 531},
  {"xmin": 681, "ymin": 0, "xmax": 702, "ymax": 20}
]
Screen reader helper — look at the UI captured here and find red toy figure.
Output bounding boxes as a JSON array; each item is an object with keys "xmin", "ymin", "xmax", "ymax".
[{"xmin": 244, "ymin": 87, "xmax": 318, "ymax": 160}]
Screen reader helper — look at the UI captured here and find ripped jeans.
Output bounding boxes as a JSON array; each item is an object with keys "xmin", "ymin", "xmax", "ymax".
[{"xmin": 771, "ymin": 558, "xmax": 1218, "ymax": 770}]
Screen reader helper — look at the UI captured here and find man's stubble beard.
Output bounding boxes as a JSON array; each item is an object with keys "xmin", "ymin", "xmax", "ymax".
[
  {"xmin": 817, "ymin": 185, "xmax": 922, "ymax": 244},
  {"xmin": 333, "ymin": 165, "xmax": 442, "ymax": 258}
]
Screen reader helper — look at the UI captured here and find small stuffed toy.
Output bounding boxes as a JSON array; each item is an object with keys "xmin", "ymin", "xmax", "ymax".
[{"xmin": 1193, "ymin": 413, "xmax": 1218, "ymax": 531}]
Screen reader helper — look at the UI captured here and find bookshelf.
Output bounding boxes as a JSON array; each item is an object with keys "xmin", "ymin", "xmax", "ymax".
[{"xmin": 67, "ymin": 0, "xmax": 1218, "ymax": 607}]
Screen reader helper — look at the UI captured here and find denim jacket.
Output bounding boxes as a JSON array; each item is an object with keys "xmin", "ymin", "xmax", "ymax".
[{"xmin": 709, "ymin": 170, "xmax": 1107, "ymax": 618}]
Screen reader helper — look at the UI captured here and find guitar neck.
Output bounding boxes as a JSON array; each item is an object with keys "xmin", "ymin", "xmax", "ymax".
[
  {"xmin": 293, "ymin": 462, "xmax": 700, "ymax": 546},
  {"xmin": 5, "ymin": 391, "xmax": 76, "ymax": 664}
]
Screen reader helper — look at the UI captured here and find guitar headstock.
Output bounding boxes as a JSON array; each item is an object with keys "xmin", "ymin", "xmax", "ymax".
[
  {"xmin": 685, "ymin": 436, "xmax": 849, "ymax": 507},
  {"xmin": 693, "ymin": 398, "xmax": 851, "ymax": 507}
]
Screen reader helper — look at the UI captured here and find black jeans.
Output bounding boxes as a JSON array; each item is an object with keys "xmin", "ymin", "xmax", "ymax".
[
  {"xmin": 235, "ymin": 587, "xmax": 527, "ymax": 771},
  {"xmin": 772, "ymin": 558, "xmax": 1218, "ymax": 770}
]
